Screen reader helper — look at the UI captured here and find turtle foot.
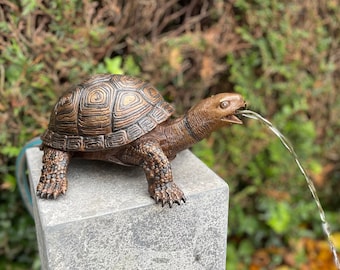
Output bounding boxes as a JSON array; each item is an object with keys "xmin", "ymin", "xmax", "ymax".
[
  {"xmin": 36, "ymin": 176, "xmax": 68, "ymax": 199},
  {"xmin": 36, "ymin": 147, "xmax": 70, "ymax": 200},
  {"xmin": 150, "ymin": 182, "xmax": 186, "ymax": 207}
]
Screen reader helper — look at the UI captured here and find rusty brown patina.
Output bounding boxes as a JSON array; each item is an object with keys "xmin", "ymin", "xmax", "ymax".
[{"xmin": 37, "ymin": 74, "xmax": 246, "ymax": 207}]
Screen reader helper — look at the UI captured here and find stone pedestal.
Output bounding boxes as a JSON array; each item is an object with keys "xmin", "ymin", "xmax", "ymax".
[{"xmin": 26, "ymin": 147, "xmax": 229, "ymax": 270}]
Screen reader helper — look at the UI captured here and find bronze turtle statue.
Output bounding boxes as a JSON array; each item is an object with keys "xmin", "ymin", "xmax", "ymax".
[{"xmin": 37, "ymin": 74, "xmax": 246, "ymax": 207}]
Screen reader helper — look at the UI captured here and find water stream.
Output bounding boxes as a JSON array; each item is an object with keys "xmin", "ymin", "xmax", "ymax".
[{"xmin": 236, "ymin": 109, "xmax": 340, "ymax": 269}]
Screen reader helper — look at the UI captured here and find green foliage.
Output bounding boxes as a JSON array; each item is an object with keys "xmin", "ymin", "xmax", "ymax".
[
  {"xmin": 191, "ymin": 140, "xmax": 216, "ymax": 168},
  {"xmin": 263, "ymin": 201, "xmax": 292, "ymax": 234},
  {"xmin": 100, "ymin": 55, "xmax": 141, "ymax": 76},
  {"xmin": 0, "ymin": 190, "xmax": 40, "ymax": 269},
  {"xmin": 226, "ymin": 238, "xmax": 254, "ymax": 269},
  {"xmin": 104, "ymin": 56, "xmax": 124, "ymax": 75},
  {"xmin": 123, "ymin": 55, "xmax": 141, "ymax": 76}
]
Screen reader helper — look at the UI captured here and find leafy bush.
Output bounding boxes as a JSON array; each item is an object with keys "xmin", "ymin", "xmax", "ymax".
[{"xmin": 1, "ymin": 0, "xmax": 339, "ymax": 268}]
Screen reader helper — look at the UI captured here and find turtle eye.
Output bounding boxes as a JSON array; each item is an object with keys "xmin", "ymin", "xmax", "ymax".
[{"xmin": 220, "ymin": 100, "xmax": 230, "ymax": 109}]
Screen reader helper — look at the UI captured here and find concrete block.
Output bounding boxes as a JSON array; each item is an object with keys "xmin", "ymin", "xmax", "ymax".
[{"xmin": 26, "ymin": 147, "xmax": 229, "ymax": 270}]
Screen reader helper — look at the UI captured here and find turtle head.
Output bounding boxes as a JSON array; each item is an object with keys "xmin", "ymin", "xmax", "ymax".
[
  {"xmin": 165, "ymin": 92, "xmax": 246, "ymax": 151},
  {"xmin": 190, "ymin": 93, "xmax": 246, "ymax": 126}
]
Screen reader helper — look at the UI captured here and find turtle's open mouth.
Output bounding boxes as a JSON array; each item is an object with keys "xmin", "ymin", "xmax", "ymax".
[
  {"xmin": 222, "ymin": 114, "xmax": 243, "ymax": 124},
  {"xmin": 222, "ymin": 104, "xmax": 247, "ymax": 124}
]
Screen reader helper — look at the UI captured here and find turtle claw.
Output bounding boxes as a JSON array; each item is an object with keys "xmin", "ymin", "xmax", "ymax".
[
  {"xmin": 36, "ymin": 176, "xmax": 68, "ymax": 200},
  {"xmin": 168, "ymin": 200, "xmax": 173, "ymax": 208},
  {"xmin": 151, "ymin": 182, "xmax": 186, "ymax": 207}
]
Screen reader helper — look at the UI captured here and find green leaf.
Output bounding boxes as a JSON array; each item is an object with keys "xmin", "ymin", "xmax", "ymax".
[
  {"xmin": 1, "ymin": 146, "xmax": 20, "ymax": 157},
  {"xmin": 123, "ymin": 55, "xmax": 141, "ymax": 76},
  {"xmin": 104, "ymin": 56, "xmax": 124, "ymax": 74},
  {"xmin": 21, "ymin": 0, "xmax": 38, "ymax": 16},
  {"xmin": 266, "ymin": 201, "xmax": 291, "ymax": 234}
]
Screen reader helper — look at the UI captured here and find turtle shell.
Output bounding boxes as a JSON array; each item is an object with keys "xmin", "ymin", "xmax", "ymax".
[{"xmin": 41, "ymin": 74, "xmax": 174, "ymax": 151}]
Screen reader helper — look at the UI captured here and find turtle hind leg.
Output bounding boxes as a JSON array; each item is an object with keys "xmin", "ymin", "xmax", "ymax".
[{"xmin": 36, "ymin": 146, "xmax": 71, "ymax": 199}]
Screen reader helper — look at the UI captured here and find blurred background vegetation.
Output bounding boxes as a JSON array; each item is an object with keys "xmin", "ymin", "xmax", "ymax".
[{"xmin": 0, "ymin": 0, "xmax": 339, "ymax": 269}]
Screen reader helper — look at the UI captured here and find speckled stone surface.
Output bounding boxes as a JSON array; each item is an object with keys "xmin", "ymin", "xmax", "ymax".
[{"xmin": 26, "ymin": 147, "xmax": 229, "ymax": 270}]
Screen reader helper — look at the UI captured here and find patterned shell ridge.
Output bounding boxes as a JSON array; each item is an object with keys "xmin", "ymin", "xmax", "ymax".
[{"xmin": 41, "ymin": 74, "xmax": 174, "ymax": 151}]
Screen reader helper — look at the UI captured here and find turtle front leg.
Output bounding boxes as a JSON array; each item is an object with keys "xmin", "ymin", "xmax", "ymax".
[
  {"xmin": 36, "ymin": 146, "xmax": 71, "ymax": 199},
  {"xmin": 131, "ymin": 140, "xmax": 186, "ymax": 207}
]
